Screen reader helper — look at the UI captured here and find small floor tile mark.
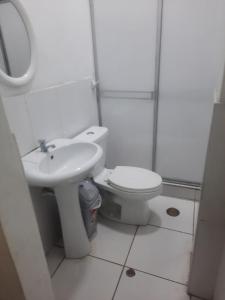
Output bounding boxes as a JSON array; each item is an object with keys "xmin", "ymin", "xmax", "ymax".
[
  {"xmin": 167, "ymin": 207, "xmax": 180, "ymax": 217},
  {"xmin": 126, "ymin": 268, "xmax": 136, "ymax": 277}
]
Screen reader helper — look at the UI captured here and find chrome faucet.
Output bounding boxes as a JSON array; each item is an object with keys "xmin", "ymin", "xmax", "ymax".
[{"xmin": 38, "ymin": 139, "xmax": 56, "ymax": 153}]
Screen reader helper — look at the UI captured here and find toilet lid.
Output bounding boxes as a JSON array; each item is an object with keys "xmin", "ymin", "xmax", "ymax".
[{"xmin": 108, "ymin": 166, "xmax": 162, "ymax": 193}]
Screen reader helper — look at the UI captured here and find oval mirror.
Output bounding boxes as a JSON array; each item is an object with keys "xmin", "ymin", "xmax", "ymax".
[{"xmin": 0, "ymin": 0, "xmax": 36, "ymax": 95}]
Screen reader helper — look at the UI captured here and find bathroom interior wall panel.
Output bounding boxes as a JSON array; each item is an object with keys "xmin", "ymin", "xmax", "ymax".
[
  {"xmin": 20, "ymin": 0, "xmax": 95, "ymax": 91},
  {"xmin": 156, "ymin": 0, "xmax": 224, "ymax": 183},
  {"xmin": 101, "ymin": 97, "xmax": 154, "ymax": 170},
  {"xmin": 93, "ymin": 0, "xmax": 158, "ymax": 91}
]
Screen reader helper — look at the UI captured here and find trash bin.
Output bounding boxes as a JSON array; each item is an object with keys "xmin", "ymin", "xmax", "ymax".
[{"xmin": 79, "ymin": 179, "xmax": 102, "ymax": 239}]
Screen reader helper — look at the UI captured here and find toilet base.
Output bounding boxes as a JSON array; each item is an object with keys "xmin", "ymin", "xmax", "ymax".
[{"xmin": 99, "ymin": 189, "xmax": 151, "ymax": 225}]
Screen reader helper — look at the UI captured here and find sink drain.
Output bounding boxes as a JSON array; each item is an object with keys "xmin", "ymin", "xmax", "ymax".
[
  {"xmin": 126, "ymin": 268, "xmax": 136, "ymax": 277},
  {"xmin": 167, "ymin": 207, "xmax": 180, "ymax": 217}
]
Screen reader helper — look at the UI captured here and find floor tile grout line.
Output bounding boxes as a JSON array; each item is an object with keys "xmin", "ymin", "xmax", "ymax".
[
  {"xmin": 123, "ymin": 225, "xmax": 139, "ymax": 266},
  {"xmin": 124, "ymin": 265, "xmax": 188, "ymax": 287},
  {"xmin": 88, "ymin": 254, "xmax": 124, "ymax": 267},
  {"xmin": 51, "ymin": 254, "xmax": 65, "ymax": 278},
  {"xmin": 111, "ymin": 225, "xmax": 139, "ymax": 300},
  {"xmin": 147, "ymin": 223, "xmax": 193, "ymax": 236}
]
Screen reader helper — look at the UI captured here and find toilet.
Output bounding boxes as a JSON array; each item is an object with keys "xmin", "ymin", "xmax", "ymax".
[{"xmin": 73, "ymin": 126, "xmax": 162, "ymax": 225}]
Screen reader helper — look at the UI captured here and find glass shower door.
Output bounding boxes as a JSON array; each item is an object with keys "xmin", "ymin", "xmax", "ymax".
[{"xmin": 91, "ymin": 0, "xmax": 158, "ymax": 170}]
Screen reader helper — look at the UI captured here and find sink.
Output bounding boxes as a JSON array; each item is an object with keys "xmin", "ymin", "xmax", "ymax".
[
  {"xmin": 22, "ymin": 139, "xmax": 103, "ymax": 258},
  {"xmin": 23, "ymin": 140, "xmax": 102, "ymax": 187}
]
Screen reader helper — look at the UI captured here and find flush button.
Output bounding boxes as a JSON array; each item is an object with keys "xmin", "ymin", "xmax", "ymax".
[{"xmin": 86, "ymin": 131, "xmax": 95, "ymax": 135}]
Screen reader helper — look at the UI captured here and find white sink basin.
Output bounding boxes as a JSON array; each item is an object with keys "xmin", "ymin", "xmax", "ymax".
[
  {"xmin": 22, "ymin": 139, "xmax": 102, "ymax": 258},
  {"xmin": 23, "ymin": 141, "xmax": 102, "ymax": 187}
]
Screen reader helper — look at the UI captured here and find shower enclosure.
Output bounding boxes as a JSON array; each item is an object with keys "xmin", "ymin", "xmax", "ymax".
[{"xmin": 89, "ymin": 0, "xmax": 225, "ymax": 187}]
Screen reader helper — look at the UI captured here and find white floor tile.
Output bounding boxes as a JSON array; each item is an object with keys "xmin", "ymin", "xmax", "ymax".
[
  {"xmin": 149, "ymin": 196, "xmax": 194, "ymax": 234},
  {"xmin": 90, "ymin": 217, "xmax": 137, "ymax": 264},
  {"xmin": 52, "ymin": 256, "xmax": 122, "ymax": 300},
  {"xmin": 115, "ymin": 268, "xmax": 190, "ymax": 300},
  {"xmin": 194, "ymin": 202, "xmax": 199, "ymax": 234},
  {"xmin": 47, "ymin": 247, "xmax": 64, "ymax": 276},
  {"xmin": 127, "ymin": 226, "xmax": 192, "ymax": 284}
]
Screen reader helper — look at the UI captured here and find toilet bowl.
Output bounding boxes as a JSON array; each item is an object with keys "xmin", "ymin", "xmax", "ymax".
[{"xmin": 73, "ymin": 126, "xmax": 162, "ymax": 225}]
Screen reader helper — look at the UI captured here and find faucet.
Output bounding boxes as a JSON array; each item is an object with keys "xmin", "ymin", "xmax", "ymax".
[{"xmin": 38, "ymin": 139, "xmax": 56, "ymax": 153}]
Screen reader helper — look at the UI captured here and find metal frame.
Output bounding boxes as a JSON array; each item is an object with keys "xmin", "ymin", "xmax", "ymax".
[
  {"xmin": 152, "ymin": 0, "xmax": 163, "ymax": 171},
  {"xmin": 163, "ymin": 177, "xmax": 201, "ymax": 189},
  {"xmin": 0, "ymin": 26, "xmax": 11, "ymax": 76},
  {"xmin": 88, "ymin": 0, "xmax": 201, "ymax": 189},
  {"xmin": 100, "ymin": 90, "xmax": 154, "ymax": 100},
  {"xmin": 88, "ymin": 0, "xmax": 102, "ymax": 126}
]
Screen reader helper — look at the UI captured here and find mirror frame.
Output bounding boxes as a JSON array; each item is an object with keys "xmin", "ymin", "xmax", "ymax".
[{"xmin": 0, "ymin": 0, "xmax": 36, "ymax": 96}]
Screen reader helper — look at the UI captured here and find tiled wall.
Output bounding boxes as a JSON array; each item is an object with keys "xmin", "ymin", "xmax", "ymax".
[
  {"xmin": 3, "ymin": 80, "xmax": 98, "ymax": 156},
  {"xmin": 2, "ymin": 0, "xmax": 98, "ymax": 253}
]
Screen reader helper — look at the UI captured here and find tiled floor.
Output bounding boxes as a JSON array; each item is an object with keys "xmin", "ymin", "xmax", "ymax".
[{"xmin": 48, "ymin": 195, "xmax": 201, "ymax": 300}]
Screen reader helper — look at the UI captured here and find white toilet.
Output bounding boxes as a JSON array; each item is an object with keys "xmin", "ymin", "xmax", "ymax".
[{"xmin": 73, "ymin": 126, "xmax": 162, "ymax": 225}]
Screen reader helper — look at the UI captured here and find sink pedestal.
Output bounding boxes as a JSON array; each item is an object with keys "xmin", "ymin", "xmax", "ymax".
[{"xmin": 54, "ymin": 182, "xmax": 90, "ymax": 258}]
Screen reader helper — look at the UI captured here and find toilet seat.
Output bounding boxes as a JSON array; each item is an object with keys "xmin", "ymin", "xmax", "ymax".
[{"xmin": 107, "ymin": 166, "xmax": 162, "ymax": 194}]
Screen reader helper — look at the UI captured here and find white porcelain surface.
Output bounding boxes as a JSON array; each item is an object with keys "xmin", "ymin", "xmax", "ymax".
[
  {"xmin": 115, "ymin": 268, "xmax": 190, "ymax": 300},
  {"xmin": 47, "ymin": 247, "xmax": 64, "ymax": 276},
  {"xmin": 23, "ymin": 141, "xmax": 102, "ymax": 187},
  {"xmin": 127, "ymin": 226, "xmax": 192, "ymax": 284},
  {"xmin": 156, "ymin": 0, "xmax": 223, "ymax": 182},
  {"xmin": 2, "ymin": 95, "xmax": 35, "ymax": 155},
  {"xmin": 149, "ymin": 196, "xmax": 194, "ymax": 234},
  {"xmin": 91, "ymin": 217, "xmax": 137, "ymax": 264},
  {"xmin": 52, "ymin": 256, "xmax": 122, "ymax": 300},
  {"xmin": 93, "ymin": 0, "xmax": 157, "ymax": 90},
  {"xmin": 101, "ymin": 97, "xmax": 154, "ymax": 170}
]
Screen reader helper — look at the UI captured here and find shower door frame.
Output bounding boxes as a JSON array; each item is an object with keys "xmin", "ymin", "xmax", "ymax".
[{"xmin": 88, "ymin": 0, "xmax": 201, "ymax": 189}]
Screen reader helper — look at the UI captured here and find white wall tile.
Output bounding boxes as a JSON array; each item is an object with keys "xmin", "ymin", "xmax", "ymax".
[
  {"xmin": 20, "ymin": 0, "xmax": 94, "ymax": 91},
  {"xmin": 26, "ymin": 88, "xmax": 63, "ymax": 144},
  {"xmin": 57, "ymin": 80, "xmax": 98, "ymax": 138},
  {"xmin": 2, "ymin": 95, "xmax": 36, "ymax": 155}
]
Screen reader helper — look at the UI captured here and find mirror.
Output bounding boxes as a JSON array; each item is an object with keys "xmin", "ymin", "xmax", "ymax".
[
  {"xmin": 0, "ymin": 0, "xmax": 36, "ymax": 96},
  {"xmin": 0, "ymin": 0, "xmax": 31, "ymax": 78}
]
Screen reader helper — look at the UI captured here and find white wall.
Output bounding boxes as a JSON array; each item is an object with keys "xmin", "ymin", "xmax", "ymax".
[
  {"xmin": 0, "ymin": 96, "xmax": 54, "ymax": 300},
  {"xmin": 188, "ymin": 101, "xmax": 225, "ymax": 299},
  {"xmin": 214, "ymin": 242, "xmax": 225, "ymax": 300},
  {"xmin": 2, "ymin": 0, "xmax": 98, "ymax": 253}
]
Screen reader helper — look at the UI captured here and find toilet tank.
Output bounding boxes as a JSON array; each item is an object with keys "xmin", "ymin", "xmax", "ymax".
[{"xmin": 72, "ymin": 126, "xmax": 109, "ymax": 176}]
